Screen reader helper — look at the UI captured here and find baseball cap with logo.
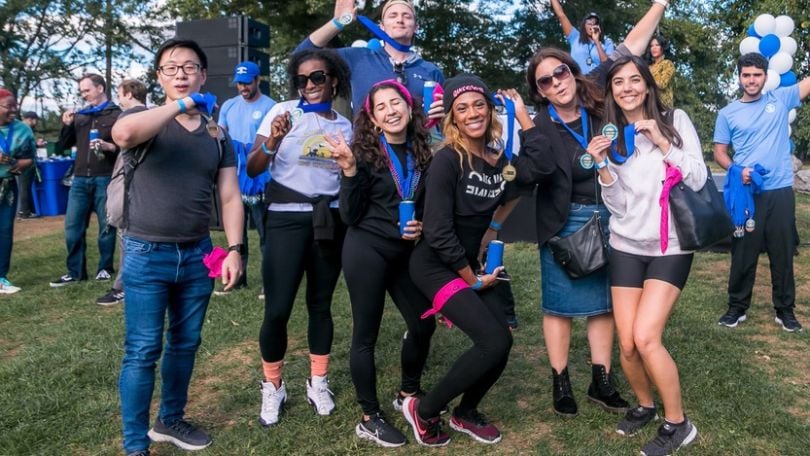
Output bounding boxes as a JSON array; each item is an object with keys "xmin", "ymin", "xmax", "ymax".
[{"xmin": 233, "ymin": 61, "xmax": 260, "ymax": 84}]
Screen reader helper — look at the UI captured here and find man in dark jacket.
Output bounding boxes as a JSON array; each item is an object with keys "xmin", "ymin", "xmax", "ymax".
[{"xmin": 51, "ymin": 73, "xmax": 122, "ymax": 286}]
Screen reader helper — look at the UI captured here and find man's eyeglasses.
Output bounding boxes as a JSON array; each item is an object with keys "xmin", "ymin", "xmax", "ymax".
[
  {"xmin": 393, "ymin": 63, "xmax": 407, "ymax": 85},
  {"xmin": 294, "ymin": 70, "xmax": 330, "ymax": 89},
  {"xmin": 536, "ymin": 64, "xmax": 572, "ymax": 90},
  {"xmin": 158, "ymin": 63, "xmax": 202, "ymax": 76}
]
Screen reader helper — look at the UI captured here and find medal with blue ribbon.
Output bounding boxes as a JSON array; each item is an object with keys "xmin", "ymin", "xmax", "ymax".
[
  {"xmin": 381, "ymin": 135, "xmax": 420, "ymax": 200},
  {"xmin": 357, "ymin": 16, "xmax": 413, "ymax": 53},
  {"xmin": 292, "ymin": 97, "xmax": 332, "ymax": 123},
  {"xmin": 0, "ymin": 124, "xmax": 14, "ymax": 156},
  {"xmin": 76, "ymin": 100, "xmax": 110, "ymax": 116},
  {"xmin": 549, "ymin": 105, "xmax": 597, "ymax": 170},
  {"xmin": 493, "ymin": 95, "xmax": 517, "ymax": 181},
  {"xmin": 607, "ymin": 124, "xmax": 637, "ymax": 164}
]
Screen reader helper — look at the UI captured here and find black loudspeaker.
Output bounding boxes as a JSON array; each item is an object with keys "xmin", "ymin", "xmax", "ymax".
[
  {"xmin": 176, "ymin": 16, "xmax": 269, "ymax": 48},
  {"xmin": 202, "ymin": 47, "xmax": 270, "ymax": 77}
]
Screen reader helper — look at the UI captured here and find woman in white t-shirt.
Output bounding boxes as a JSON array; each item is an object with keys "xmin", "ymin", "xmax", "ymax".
[{"xmin": 246, "ymin": 48, "xmax": 352, "ymax": 427}]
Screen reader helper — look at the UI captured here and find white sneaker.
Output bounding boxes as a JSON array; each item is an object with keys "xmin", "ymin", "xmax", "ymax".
[
  {"xmin": 0, "ymin": 278, "xmax": 20, "ymax": 294},
  {"xmin": 306, "ymin": 375, "xmax": 335, "ymax": 416},
  {"xmin": 259, "ymin": 380, "xmax": 287, "ymax": 426}
]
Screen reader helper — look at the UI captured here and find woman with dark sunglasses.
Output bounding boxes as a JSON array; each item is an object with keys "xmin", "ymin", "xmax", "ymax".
[
  {"xmin": 246, "ymin": 48, "xmax": 351, "ymax": 427},
  {"xmin": 523, "ymin": 0, "xmax": 670, "ymax": 420}
]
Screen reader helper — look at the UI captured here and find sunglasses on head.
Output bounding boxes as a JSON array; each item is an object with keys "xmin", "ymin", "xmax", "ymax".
[
  {"xmin": 294, "ymin": 70, "xmax": 330, "ymax": 89},
  {"xmin": 536, "ymin": 64, "xmax": 572, "ymax": 90}
]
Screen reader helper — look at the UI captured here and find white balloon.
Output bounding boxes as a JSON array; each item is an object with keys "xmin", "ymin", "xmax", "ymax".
[
  {"xmin": 774, "ymin": 15, "xmax": 795, "ymax": 37},
  {"xmin": 764, "ymin": 69, "xmax": 780, "ymax": 92},
  {"xmin": 769, "ymin": 52, "xmax": 793, "ymax": 74},
  {"xmin": 789, "ymin": 125, "xmax": 792, "ymax": 137},
  {"xmin": 754, "ymin": 14, "xmax": 776, "ymax": 36},
  {"xmin": 739, "ymin": 36, "xmax": 761, "ymax": 55},
  {"xmin": 351, "ymin": 39, "xmax": 368, "ymax": 48},
  {"xmin": 789, "ymin": 109, "xmax": 797, "ymax": 123},
  {"xmin": 780, "ymin": 36, "xmax": 798, "ymax": 56}
]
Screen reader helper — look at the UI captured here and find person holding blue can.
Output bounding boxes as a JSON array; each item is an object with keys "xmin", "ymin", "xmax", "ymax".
[{"xmin": 326, "ymin": 79, "xmax": 434, "ymax": 448}]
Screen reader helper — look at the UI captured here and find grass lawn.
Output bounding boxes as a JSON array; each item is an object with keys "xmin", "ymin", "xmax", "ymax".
[{"xmin": 1, "ymin": 195, "xmax": 809, "ymax": 455}]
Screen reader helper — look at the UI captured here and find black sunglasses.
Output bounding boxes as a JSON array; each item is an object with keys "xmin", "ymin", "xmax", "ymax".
[
  {"xmin": 294, "ymin": 70, "xmax": 330, "ymax": 89},
  {"xmin": 393, "ymin": 62, "xmax": 407, "ymax": 85},
  {"xmin": 536, "ymin": 64, "xmax": 572, "ymax": 90}
]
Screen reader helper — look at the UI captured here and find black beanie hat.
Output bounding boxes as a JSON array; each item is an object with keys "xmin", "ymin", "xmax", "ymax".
[{"xmin": 442, "ymin": 74, "xmax": 493, "ymax": 113}]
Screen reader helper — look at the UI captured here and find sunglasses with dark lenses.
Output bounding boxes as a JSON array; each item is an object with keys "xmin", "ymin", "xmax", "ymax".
[
  {"xmin": 294, "ymin": 70, "xmax": 329, "ymax": 89},
  {"xmin": 536, "ymin": 64, "xmax": 572, "ymax": 90},
  {"xmin": 393, "ymin": 62, "xmax": 407, "ymax": 85}
]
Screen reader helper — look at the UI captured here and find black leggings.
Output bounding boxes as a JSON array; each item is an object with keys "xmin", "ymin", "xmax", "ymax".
[
  {"xmin": 259, "ymin": 210, "xmax": 344, "ymax": 362},
  {"xmin": 409, "ymin": 243, "xmax": 513, "ymax": 418},
  {"xmin": 343, "ymin": 228, "xmax": 436, "ymax": 415}
]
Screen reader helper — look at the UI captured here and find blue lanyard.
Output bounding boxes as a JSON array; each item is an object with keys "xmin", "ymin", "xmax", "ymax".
[
  {"xmin": 0, "ymin": 123, "xmax": 14, "ymax": 155},
  {"xmin": 381, "ymin": 135, "xmax": 417, "ymax": 200},
  {"xmin": 609, "ymin": 124, "xmax": 637, "ymax": 164},
  {"xmin": 493, "ymin": 96, "xmax": 515, "ymax": 161},
  {"xmin": 357, "ymin": 16, "xmax": 412, "ymax": 53},
  {"xmin": 297, "ymin": 97, "xmax": 332, "ymax": 113},
  {"xmin": 76, "ymin": 100, "xmax": 110, "ymax": 115},
  {"xmin": 548, "ymin": 105, "xmax": 589, "ymax": 150}
]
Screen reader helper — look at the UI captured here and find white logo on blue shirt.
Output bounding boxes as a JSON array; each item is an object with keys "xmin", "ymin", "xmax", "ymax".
[
  {"xmin": 765, "ymin": 103, "xmax": 776, "ymax": 113},
  {"xmin": 252, "ymin": 110, "xmax": 262, "ymax": 120}
]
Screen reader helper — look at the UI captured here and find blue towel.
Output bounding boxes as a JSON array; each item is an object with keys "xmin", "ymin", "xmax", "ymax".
[
  {"xmin": 233, "ymin": 141, "xmax": 271, "ymax": 201},
  {"xmin": 723, "ymin": 164, "xmax": 767, "ymax": 227}
]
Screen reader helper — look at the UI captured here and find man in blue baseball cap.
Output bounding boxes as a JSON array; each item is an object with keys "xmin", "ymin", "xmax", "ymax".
[{"xmin": 217, "ymin": 61, "xmax": 276, "ymax": 295}]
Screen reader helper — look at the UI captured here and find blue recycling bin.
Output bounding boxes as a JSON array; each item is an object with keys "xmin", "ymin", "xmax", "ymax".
[{"xmin": 31, "ymin": 158, "xmax": 73, "ymax": 216}]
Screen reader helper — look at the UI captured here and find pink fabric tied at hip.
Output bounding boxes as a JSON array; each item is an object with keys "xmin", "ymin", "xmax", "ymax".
[
  {"xmin": 421, "ymin": 278, "xmax": 468, "ymax": 328},
  {"xmin": 659, "ymin": 163, "xmax": 683, "ymax": 253},
  {"xmin": 203, "ymin": 246, "xmax": 228, "ymax": 278}
]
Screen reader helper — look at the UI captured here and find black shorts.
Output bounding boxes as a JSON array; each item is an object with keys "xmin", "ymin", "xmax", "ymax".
[{"xmin": 609, "ymin": 249, "xmax": 693, "ymax": 290}]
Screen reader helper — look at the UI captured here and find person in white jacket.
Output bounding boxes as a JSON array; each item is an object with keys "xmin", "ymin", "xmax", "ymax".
[{"xmin": 586, "ymin": 55, "xmax": 705, "ymax": 456}]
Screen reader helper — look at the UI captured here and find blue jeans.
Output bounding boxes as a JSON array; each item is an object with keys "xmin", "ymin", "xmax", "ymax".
[
  {"xmin": 0, "ymin": 182, "xmax": 18, "ymax": 278},
  {"xmin": 64, "ymin": 175, "xmax": 116, "ymax": 279},
  {"xmin": 119, "ymin": 235, "xmax": 214, "ymax": 453}
]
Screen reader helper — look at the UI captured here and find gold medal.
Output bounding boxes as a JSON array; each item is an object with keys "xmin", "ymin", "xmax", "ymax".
[
  {"xmin": 206, "ymin": 116, "xmax": 219, "ymax": 138},
  {"xmin": 502, "ymin": 163, "xmax": 517, "ymax": 182}
]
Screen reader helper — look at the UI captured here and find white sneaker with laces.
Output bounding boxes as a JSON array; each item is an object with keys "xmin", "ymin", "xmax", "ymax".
[
  {"xmin": 0, "ymin": 278, "xmax": 20, "ymax": 294},
  {"xmin": 259, "ymin": 380, "xmax": 287, "ymax": 426},
  {"xmin": 306, "ymin": 375, "xmax": 335, "ymax": 416},
  {"xmin": 95, "ymin": 269, "xmax": 112, "ymax": 281}
]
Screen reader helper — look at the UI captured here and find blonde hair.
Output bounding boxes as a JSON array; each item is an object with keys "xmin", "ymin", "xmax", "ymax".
[{"xmin": 440, "ymin": 103, "xmax": 504, "ymax": 172}]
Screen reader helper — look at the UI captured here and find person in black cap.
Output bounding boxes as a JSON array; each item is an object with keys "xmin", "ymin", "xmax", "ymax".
[{"xmin": 550, "ymin": 0, "xmax": 615, "ymax": 75}]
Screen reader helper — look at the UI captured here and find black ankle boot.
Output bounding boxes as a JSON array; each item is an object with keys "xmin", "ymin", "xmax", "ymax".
[
  {"xmin": 586, "ymin": 364, "xmax": 629, "ymax": 413},
  {"xmin": 552, "ymin": 367, "xmax": 577, "ymax": 417}
]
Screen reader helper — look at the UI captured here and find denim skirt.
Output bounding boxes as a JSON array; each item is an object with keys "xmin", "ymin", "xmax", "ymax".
[{"xmin": 540, "ymin": 203, "xmax": 611, "ymax": 317}]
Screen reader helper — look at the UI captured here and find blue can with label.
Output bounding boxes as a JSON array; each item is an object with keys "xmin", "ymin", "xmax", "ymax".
[{"xmin": 485, "ymin": 240, "xmax": 504, "ymax": 274}]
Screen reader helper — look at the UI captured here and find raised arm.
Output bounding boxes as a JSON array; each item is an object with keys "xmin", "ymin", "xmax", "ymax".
[
  {"xmin": 550, "ymin": 0, "xmax": 574, "ymax": 37},
  {"xmin": 305, "ymin": 0, "xmax": 356, "ymax": 48},
  {"xmin": 620, "ymin": 0, "xmax": 669, "ymax": 57}
]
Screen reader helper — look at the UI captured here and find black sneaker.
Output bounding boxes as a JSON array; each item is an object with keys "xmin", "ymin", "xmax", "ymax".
[
  {"xmin": 775, "ymin": 310, "xmax": 803, "ymax": 332},
  {"xmin": 641, "ymin": 418, "xmax": 698, "ymax": 456},
  {"xmin": 147, "ymin": 418, "xmax": 212, "ymax": 451},
  {"xmin": 355, "ymin": 412, "xmax": 407, "ymax": 448},
  {"xmin": 96, "ymin": 288, "xmax": 124, "ymax": 306},
  {"xmin": 616, "ymin": 405, "xmax": 659, "ymax": 437},
  {"xmin": 49, "ymin": 274, "xmax": 78, "ymax": 288},
  {"xmin": 717, "ymin": 308, "xmax": 747, "ymax": 328}
]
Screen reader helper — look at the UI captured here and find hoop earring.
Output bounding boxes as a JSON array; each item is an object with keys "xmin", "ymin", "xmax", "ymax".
[{"xmin": 373, "ymin": 125, "xmax": 382, "ymax": 135}]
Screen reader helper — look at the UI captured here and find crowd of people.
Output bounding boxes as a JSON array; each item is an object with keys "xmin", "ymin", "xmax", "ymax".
[{"xmin": 1, "ymin": 0, "xmax": 808, "ymax": 455}]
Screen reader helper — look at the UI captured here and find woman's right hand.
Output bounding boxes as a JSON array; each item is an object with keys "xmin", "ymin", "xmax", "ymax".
[
  {"xmin": 586, "ymin": 134, "xmax": 612, "ymax": 163},
  {"xmin": 324, "ymin": 130, "xmax": 356, "ymax": 176},
  {"xmin": 475, "ymin": 266, "xmax": 504, "ymax": 290}
]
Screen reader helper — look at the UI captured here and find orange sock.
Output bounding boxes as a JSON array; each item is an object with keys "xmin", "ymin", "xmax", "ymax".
[
  {"xmin": 310, "ymin": 354, "xmax": 330, "ymax": 377},
  {"xmin": 262, "ymin": 360, "xmax": 283, "ymax": 388}
]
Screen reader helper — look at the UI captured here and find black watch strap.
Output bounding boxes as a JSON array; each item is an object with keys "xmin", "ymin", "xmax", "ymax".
[{"xmin": 228, "ymin": 244, "xmax": 245, "ymax": 255}]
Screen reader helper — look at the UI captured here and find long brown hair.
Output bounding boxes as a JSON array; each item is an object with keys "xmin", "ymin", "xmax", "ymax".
[
  {"xmin": 526, "ymin": 47, "xmax": 604, "ymax": 119},
  {"xmin": 604, "ymin": 55, "xmax": 682, "ymax": 161},
  {"xmin": 439, "ymin": 94, "xmax": 504, "ymax": 171},
  {"xmin": 350, "ymin": 81, "xmax": 432, "ymax": 172}
]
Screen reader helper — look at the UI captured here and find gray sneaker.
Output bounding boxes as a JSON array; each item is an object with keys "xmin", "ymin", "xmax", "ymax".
[
  {"xmin": 616, "ymin": 405, "xmax": 659, "ymax": 437},
  {"xmin": 641, "ymin": 418, "xmax": 698, "ymax": 456},
  {"xmin": 355, "ymin": 412, "xmax": 407, "ymax": 448},
  {"xmin": 147, "ymin": 418, "xmax": 212, "ymax": 451}
]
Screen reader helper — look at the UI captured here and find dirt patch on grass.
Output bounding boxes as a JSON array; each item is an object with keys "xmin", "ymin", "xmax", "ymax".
[{"xmin": 14, "ymin": 215, "xmax": 64, "ymax": 241}]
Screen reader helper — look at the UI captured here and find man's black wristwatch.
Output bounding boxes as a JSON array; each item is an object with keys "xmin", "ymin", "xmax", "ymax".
[{"xmin": 228, "ymin": 244, "xmax": 246, "ymax": 255}]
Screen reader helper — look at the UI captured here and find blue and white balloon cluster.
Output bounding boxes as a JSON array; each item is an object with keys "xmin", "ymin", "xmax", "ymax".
[{"xmin": 740, "ymin": 14, "xmax": 798, "ymax": 91}]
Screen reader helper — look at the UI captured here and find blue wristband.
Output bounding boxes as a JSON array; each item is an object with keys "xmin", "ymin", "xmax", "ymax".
[
  {"xmin": 489, "ymin": 220, "xmax": 503, "ymax": 232},
  {"xmin": 595, "ymin": 159, "xmax": 608, "ymax": 170},
  {"xmin": 261, "ymin": 142, "xmax": 276, "ymax": 156},
  {"xmin": 331, "ymin": 18, "xmax": 345, "ymax": 30},
  {"xmin": 470, "ymin": 279, "xmax": 484, "ymax": 290},
  {"xmin": 177, "ymin": 98, "xmax": 187, "ymax": 113}
]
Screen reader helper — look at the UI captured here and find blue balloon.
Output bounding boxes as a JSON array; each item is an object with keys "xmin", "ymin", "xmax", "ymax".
[
  {"xmin": 367, "ymin": 38, "xmax": 382, "ymax": 51},
  {"xmin": 747, "ymin": 24, "xmax": 760, "ymax": 38},
  {"xmin": 781, "ymin": 71, "xmax": 797, "ymax": 87},
  {"xmin": 758, "ymin": 34, "xmax": 781, "ymax": 57}
]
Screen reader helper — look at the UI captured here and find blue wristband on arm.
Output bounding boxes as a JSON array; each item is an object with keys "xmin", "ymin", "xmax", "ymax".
[
  {"xmin": 261, "ymin": 142, "xmax": 275, "ymax": 156},
  {"xmin": 470, "ymin": 279, "xmax": 484, "ymax": 290},
  {"xmin": 489, "ymin": 220, "xmax": 503, "ymax": 231},
  {"xmin": 177, "ymin": 98, "xmax": 187, "ymax": 113},
  {"xmin": 331, "ymin": 18, "xmax": 345, "ymax": 30}
]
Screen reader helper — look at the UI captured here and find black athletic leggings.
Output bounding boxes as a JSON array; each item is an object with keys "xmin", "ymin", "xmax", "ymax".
[
  {"xmin": 259, "ymin": 210, "xmax": 345, "ymax": 362},
  {"xmin": 343, "ymin": 227, "xmax": 436, "ymax": 415},
  {"xmin": 409, "ymin": 242, "xmax": 513, "ymax": 419}
]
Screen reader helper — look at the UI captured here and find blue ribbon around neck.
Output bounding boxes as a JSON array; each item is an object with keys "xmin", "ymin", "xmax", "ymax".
[
  {"xmin": 76, "ymin": 100, "xmax": 110, "ymax": 116},
  {"xmin": 608, "ymin": 124, "xmax": 637, "ymax": 164},
  {"xmin": 381, "ymin": 135, "xmax": 416, "ymax": 200},
  {"xmin": 357, "ymin": 16, "xmax": 413, "ymax": 53},
  {"xmin": 493, "ymin": 95, "xmax": 515, "ymax": 161},
  {"xmin": 548, "ymin": 105, "xmax": 589, "ymax": 150},
  {"xmin": 297, "ymin": 97, "xmax": 332, "ymax": 113},
  {"xmin": 0, "ymin": 123, "xmax": 14, "ymax": 155}
]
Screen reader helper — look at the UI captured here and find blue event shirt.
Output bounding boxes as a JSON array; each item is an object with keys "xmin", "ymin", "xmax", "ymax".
[
  {"xmin": 295, "ymin": 38, "xmax": 444, "ymax": 115},
  {"xmin": 713, "ymin": 85, "xmax": 800, "ymax": 191},
  {"xmin": 218, "ymin": 94, "xmax": 276, "ymax": 144},
  {"xmin": 566, "ymin": 29, "xmax": 615, "ymax": 75}
]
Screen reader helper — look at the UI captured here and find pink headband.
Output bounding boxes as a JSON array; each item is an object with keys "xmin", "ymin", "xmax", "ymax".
[
  {"xmin": 0, "ymin": 89, "xmax": 13, "ymax": 99},
  {"xmin": 363, "ymin": 79, "xmax": 414, "ymax": 115}
]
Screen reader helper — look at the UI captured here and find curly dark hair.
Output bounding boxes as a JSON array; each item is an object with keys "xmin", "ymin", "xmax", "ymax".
[
  {"xmin": 526, "ymin": 47, "xmax": 604, "ymax": 119},
  {"xmin": 286, "ymin": 49, "xmax": 351, "ymax": 100},
  {"xmin": 351, "ymin": 81, "xmax": 432, "ymax": 172},
  {"xmin": 603, "ymin": 55, "xmax": 683, "ymax": 162}
]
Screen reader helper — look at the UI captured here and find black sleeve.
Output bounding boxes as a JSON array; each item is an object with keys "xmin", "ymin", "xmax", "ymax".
[
  {"xmin": 422, "ymin": 149, "xmax": 469, "ymax": 271},
  {"xmin": 338, "ymin": 161, "xmax": 371, "ymax": 227},
  {"xmin": 513, "ymin": 125, "xmax": 556, "ymax": 185},
  {"xmin": 56, "ymin": 122, "xmax": 76, "ymax": 155}
]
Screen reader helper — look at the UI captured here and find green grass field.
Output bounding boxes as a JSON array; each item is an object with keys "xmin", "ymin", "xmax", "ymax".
[{"xmin": 1, "ymin": 196, "xmax": 809, "ymax": 455}]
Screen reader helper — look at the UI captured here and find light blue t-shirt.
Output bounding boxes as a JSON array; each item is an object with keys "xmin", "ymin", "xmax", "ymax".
[
  {"xmin": 566, "ymin": 29, "xmax": 615, "ymax": 75},
  {"xmin": 713, "ymin": 85, "xmax": 800, "ymax": 191},
  {"xmin": 218, "ymin": 94, "xmax": 276, "ymax": 144}
]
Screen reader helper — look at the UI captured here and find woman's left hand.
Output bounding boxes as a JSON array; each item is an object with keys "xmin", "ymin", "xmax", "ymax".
[
  {"xmin": 634, "ymin": 119, "xmax": 670, "ymax": 151},
  {"xmin": 325, "ymin": 130, "xmax": 357, "ymax": 176},
  {"xmin": 401, "ymin": 219, "xmax": 423, "ymax": 241}
]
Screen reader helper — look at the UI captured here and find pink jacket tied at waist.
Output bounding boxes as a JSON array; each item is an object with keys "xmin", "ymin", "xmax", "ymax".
[
  {"xmin": 421, "ymin": 278, "xmax": 468, "ymax": 328},
  {"xmin": 659, "ymin": 164, "xmax": 683, "ymax": 253},
  {"xmin": 203, "ymin": 246, "xmax": 228, "ymax": 278}
]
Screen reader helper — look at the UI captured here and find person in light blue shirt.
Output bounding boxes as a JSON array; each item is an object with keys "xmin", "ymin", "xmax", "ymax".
[
  {"xmin": 550, "ymin": 0, "xmax": 615, "ymax": 75},
  {"xmin": 713, "ymin": 52, "xmax": 810, "ymax": 333},
  {"xmin": 218, "ymin": 61, "xmax": 276, "ymax": 292}
]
